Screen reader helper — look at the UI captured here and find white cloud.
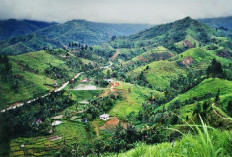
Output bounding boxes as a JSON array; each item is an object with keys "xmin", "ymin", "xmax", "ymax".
[{"xmin": 0, "ymin": 0, "xmax": 231, "ymax": 24}]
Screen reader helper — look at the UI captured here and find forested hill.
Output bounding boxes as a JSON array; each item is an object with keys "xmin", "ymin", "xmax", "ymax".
[
  {"xmin": 110, "ymin": 17, "xmax": 219, "ymax": 53},
  {"xmin": 0, "ymin": 19, "xmax": 152, "ymax": 55},
  {"xmin": 199, "ymin": 16, "xmax": 232, "ymax": 30},
  {"xmin": 199, "ymin": 16, "xmax": 232, "ymax": 39},
  {"xmin": 0, "ymin": 19, "xmax": 57, "ymax": 41}
]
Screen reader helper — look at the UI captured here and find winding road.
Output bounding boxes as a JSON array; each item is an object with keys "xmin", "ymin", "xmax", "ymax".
[
  {"xmin": 1, "ymin": 72, "xmax": 84, "ymax": 113},
  {"xmin": 1, "ymin": 59, "xmax": 113, "ymax": 113}
]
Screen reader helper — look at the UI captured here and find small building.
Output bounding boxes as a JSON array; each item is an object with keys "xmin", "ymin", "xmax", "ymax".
[
  {"xmin": 104, "ymin": 78, "xmax": 114, "ymax": 83},
  {"xmin": 99, "ymin": 114, "xmax": 110, "ymax": 121}
]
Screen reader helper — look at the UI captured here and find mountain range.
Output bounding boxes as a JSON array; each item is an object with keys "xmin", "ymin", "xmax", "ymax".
[
  {"xmin": 1, "ymin": 16, "xmax": 232, "ymax": 156},
  {"xmin": 0, "ymin": 19, "xmax": 152, "ymax": 55}
]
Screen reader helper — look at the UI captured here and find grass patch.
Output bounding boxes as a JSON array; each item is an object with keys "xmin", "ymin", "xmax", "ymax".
[{"xmin": 108, "ymin": 82, "xmax": 164, "ymax": 119}]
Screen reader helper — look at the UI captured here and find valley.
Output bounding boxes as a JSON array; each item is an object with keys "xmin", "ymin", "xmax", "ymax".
[{"xmin": 1, "ymin": 16, "xmax": 232, "ymax": 157}]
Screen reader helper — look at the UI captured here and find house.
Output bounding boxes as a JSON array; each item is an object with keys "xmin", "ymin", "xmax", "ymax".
[
  {"xmin": 104, "ymin": 78, "xmax": 114, "ymax": 83},
  {"xmin": 99, "ymin": 114, "xmax": 110, "ymax": 121}
]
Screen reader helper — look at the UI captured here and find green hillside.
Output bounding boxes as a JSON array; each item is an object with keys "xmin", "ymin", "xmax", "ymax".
[
  {"xmin": 199, "ymin": 16, "xmax": 232, "ymax": 39},
  {"xmin": 108, "ymin": 82, "xmax": 164, "ymax": 118},
  {"xmin": 110, "ymin": 17, "xmax": 218, "ymax": 53},
  {"xmin": 1, "ymin": 16, "xmax": 232, "ymax": 157},
  {"xmin": 0, "ymin": 49, "xmax": 92, "ymax": 109},
  {"xmin": 0, "ymin": 20, "xmax": 152, "ymax": 55},
  {"xmin": 132, "ymin": 60, "xmax": 185, "ymax": 90},
  {"xmin": 162, "ymin": 78, "xmax": 232, "ymax": 110},
  {"xmin": 0, "ymin": 19, "xmax": 56, "ymax": 41},
  {"xmin": 0, "ymin": 34, "xmax": 61, "ymax": 55}
]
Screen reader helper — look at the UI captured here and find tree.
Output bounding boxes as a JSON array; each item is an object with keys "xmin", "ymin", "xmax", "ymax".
[
  {"xmin": 214, "ymin": 89, "xmax": 220, "ymax": 104},
  {"xmin": 106, "ymin": 70, "xmax": 111, "ymax": 78},
  {"xmin": 171, "ymin": 114, "xmax": 179, "ymax": 125},
  {"xmin": 227, "ymin": 101, "xmax": 232, "ymax": 116},
  {"xmin": 203, "ymin": 100, "xmax": 210, "ymax": 111},
  {"xmin": 193, "ymin": 102, "xmax": 202, "ymax": 116},
  {"xmin": 111, "ymin": 123, "xmax": 127, "ymax": 153},
  {"xmin": 207, "ymin": 59, "xmax": 223, "ymax": 78},
  {"xmin": 111, "ymin": 35, "xmax": 116, "ymax": 41},
  {"xmin": 93, "ymin": 138, "xmax": 104, "ymax": 157},
  {"xmin": 186, "ymin": 115, "xmax": 189, "ymax": 121}
]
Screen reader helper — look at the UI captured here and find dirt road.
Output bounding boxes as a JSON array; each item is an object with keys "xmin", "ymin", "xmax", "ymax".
[{"xmin": 1, "ymin": 72, "xmax": 84, "ymax": 112}]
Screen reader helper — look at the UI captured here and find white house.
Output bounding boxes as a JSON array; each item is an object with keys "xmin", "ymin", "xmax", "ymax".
[
  {"xmin": 104, "ymin": 79, "xmax": 114, "ymax": 83},
  {"xmin": 99, "ymin": 114, "xmax": 110, "ymax": 121}
]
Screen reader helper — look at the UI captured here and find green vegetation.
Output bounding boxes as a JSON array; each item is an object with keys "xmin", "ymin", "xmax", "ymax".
[
  {"xmin": 132, "ymin": 60, "xmax": 185, "ymax": 90},
  {"xmin": 168, "ymin": 78, "xmax": 232, "ymax": 105},
  {"xmin": 1, "ymin": 16, "xmax": 232, "ymax": 156},
  {"xmin": 0, "ymin": 19, "xmax": 56, "ymax": 41},
  {"xmin": 108, "ymin": 82, "xmax": 164, "ymax": 118},
  {"xmin": 0, "ymin": 50, "xmax": 72, "ymax": 109},
  {"xmin": 117, "ymin": 121, "xmax": 232, "ymax": 157},
  {"xmin": 0, "ymin": 19, "xmax": 151, "ymax": 55}
]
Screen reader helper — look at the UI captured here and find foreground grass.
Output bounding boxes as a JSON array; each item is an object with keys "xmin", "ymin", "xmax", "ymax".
[{"xmin": 116, "ymin": 119, "xmax": 232, "ymax": 157}]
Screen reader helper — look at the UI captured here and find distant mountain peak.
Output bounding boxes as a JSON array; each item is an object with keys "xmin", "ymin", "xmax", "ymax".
[
  {"xmin": 182, "ymin": 16, "xmax": 193, "ymax": 21},
  {"xmin": 124, "ymin": 16, "xmax": 218, "ymax": 52}
]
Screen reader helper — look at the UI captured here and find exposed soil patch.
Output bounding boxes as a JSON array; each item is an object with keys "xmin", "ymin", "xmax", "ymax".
[
  {"xmin": 111, "ymin": 49, "xmax": 120, "ymax": 61},
  {"xmin": 184, "ymin": 40, "xmax": 194, "ymax": 48},
  {"xmin": 99, "ymin": 82, "xmax": 122, "ymax": 97},
  {"xmin": 48, "ymin": 135, "xmax": 62, "ymax": 141},
  {"xmin": 138, "ymin": 56, "xmax": 147, "ymax": 62},
  {"xmin": 99, "ymin": 117, "xmax": 126, "ymax": 131},
  {"xmin": 70, "ymin": 116, "xmax": 77, "ymax": 120},
  {"xmin": 52, "ymin": 115, "xmax": 64, "ymax": 120},
  {"xmin": 182, "ymin": 56, "xmax": 193, "ymax": 67}
]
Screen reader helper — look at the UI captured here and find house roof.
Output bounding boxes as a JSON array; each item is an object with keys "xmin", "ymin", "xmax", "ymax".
[{"xmin": 100, "ymin": 114, "xmax": 109, "ymax": 117}]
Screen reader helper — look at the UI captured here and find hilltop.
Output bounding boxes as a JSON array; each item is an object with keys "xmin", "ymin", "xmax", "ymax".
[
  {"xmin": 0, "ymin": 20, "xmax": 152, "ymax": 55},
  {"xmin": 0, "ymin": 19, "xmax": 57, "ymax": 41},
  {"xmin": 110, "ymin": 17, "xmax": 219, "ymax": 54}
]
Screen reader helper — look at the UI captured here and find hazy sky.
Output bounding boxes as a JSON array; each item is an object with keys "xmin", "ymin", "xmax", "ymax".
[{"xmin": 0, "ymin": 0, "xmax": 232, "ymax": 24}]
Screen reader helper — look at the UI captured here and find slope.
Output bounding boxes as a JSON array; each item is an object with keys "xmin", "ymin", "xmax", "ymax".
[
  {"xmin": 0, "ymin": 19, "xmax": 57, "ymax": 41},
  {"xmin": 0, "ymin": 49, "xmax": 92, "ymax": 109},
  {"xmin": 110, "ymin": 17, "xmax": 218, "ymax": 54},
  {"xmin": 107, "ymin": 81, "xmax": 164, "ymax": 119},
  {"xmin": 0, "ymin": 20, "xmax": 152, "ymax": 55},
  {"xmin": 199, "ymin": 16, "xmax": 232, "ymax": 39}
]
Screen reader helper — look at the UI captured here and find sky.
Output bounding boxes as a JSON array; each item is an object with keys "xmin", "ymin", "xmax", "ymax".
[{"xmin": 0, "ymin": 0, "xmax": 232, "ymax": 24}]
